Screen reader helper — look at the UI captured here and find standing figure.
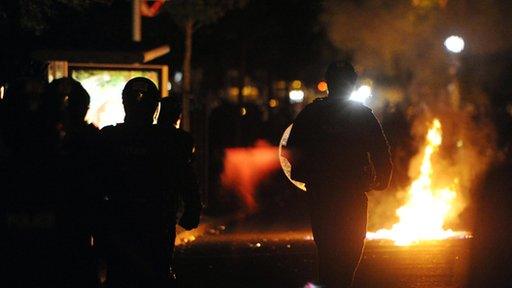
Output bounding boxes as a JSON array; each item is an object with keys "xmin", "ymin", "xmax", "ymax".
[
  {"xmin": 46, "ymin": 77, "xmax": 101, "ymax": 287},
  {"xmin": 2, "ymin": 78, "xmax": 63, "ymax": 288},
  {"xmin": 157, "ymin": 95, "xmax": 201, "ymax": 278},
  {"xmin": 287, "ymin": 61, "xmax": 392, "ymax": 287},
  {"xmin": 157, "ymin": 96, "xmax": 195, "ymax": 165},
  {"xmin": 99, "ymin": 78, "xmax": 200, "ymax": 288}
]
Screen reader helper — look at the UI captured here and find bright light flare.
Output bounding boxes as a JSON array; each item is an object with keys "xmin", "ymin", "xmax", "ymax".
[
  {"xmin": 289, "ymin": 90, "xmax": 305, "ymax": 103},
  {"xmin": 367, "ymin": 119, "xmax": 469, "ymax": 245},
  {"xmin": 349, "ymin": 85, "xmax": 372, "ymax": 104},
  {"xmin": 444, "ymin": 35, "xmax": 465, "ymax": 53}
]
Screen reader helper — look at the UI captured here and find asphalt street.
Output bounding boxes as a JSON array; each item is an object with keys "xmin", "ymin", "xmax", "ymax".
[{"xmin": 175, "ymin": 229, "xmax": 470, "ymax": 288}]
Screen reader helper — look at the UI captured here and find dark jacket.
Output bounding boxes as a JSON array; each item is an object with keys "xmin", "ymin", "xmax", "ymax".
[
  {"xmin": 99, "ymin": 123, "xmax": 200, "ymax": 227},
  {"xmin": 287, "ymin": 97, "xmax": 392, "ymax": 193}
]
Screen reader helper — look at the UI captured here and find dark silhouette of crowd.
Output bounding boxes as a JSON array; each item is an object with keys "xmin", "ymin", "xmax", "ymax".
[{"xmin": 1, "ymin": 76, "xmax": 201, "ymax": 288}]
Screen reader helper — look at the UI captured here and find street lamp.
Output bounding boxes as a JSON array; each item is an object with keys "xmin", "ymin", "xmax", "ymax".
[
  {"xmin": 444, "ymin": 35, "xmax": 465, "ymax": 54},
  {"xmin": 444, "ymin": 35, "xmax": 464, "ymax": 110}
]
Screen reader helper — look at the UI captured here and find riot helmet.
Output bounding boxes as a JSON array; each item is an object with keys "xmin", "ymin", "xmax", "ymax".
[{"xmin": 46, "ymin": 77, "xmax": 90, "ymax": 128}]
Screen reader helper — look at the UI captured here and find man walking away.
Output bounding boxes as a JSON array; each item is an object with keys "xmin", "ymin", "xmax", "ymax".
[{"xmin": 287, "ymin": 61, "xmax": 392, "ymax": 287}]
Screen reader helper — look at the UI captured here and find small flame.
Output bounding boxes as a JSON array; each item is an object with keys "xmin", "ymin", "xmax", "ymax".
[{"xmin": 367, "ymin": 119, "xmax": 469, "ymax": 245}]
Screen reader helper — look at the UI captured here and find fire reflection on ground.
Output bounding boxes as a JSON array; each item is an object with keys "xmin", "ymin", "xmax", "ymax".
[{"xmin": 175, "ymin": 227, "xmax": 471, "ymax": 288}]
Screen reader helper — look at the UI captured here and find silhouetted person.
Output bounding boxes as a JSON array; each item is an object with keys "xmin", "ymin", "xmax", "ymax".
[
  {"xmin": 98, "ymin": 78, "xmax": 200, "ymax": 287},
  {"xmin": 0, "ymin": 78, "xmax": 48, "ymax": 154},
  {"xmin": 158, "ymin": 96, "xmax": 182, "ymax": 127},
  {"xmin": 157, "ymin": 96, "xmax": 199, "ymax": 278},
  {"xmin": 45, "ymin": 77, "xmax": 100, "ymax": 287},
  {"xmin": 287, "ymin": 61, "xmax": 392, "ymax": 287},
  {"xmin": 2, "ymin": 78, "xmax": 68, "ymax": 287},
  {"xmin": 157, "ymin": 96, "xmax": 195, "ymax": 163}
]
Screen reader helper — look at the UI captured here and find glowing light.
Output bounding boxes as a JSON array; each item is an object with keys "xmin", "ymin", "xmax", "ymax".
[
  {"xmin": 444, "ymin": 35, "xmax": 465, "ymax": 53},
  {"xmin": 240, "ymin": 107, "xmax": 247, "ymax": 116},
  {"xmin": 367, "ymin": 119, "xmax": 469, "ymax": 245},
  {"xmin": 80, "ymin": 74, "xmax": 126, "ymax": 128},
  {"xmin": 242, "ymin": 86, "xmax": 259, "ymax": 97},
  {"xmin": 291, "ymin": 80, "xmax": 302, "ymax": 90},
  {"xmin": 269, "ymin": 99, "xmax": 278, "ymax": 108},
  {"xmin": 72, "ymin": 69, "xmax": 160, "ymax": 129},
  {"xmin": 174, "ymin": 71, "xmax": 183, "ymax": 83},
  {"xmin": 317, "ymin": 81, "xmax": 328, "ymax": 92},
  {"xmin": 228, "ymin": 87, "xmax": 240, "ymax": 97},
  {"xmin": 0, "ymin": 85, "xmax": 4, "ymax": 100},
  {"xmin": 289, "ymin": 90, "xmax": 305, "ymax": 103},
  {"xmin": 274, "ymin": 80, "xmax": 287, "ymax": 90},
  {"xmin": 175, "ymin": 224, "xmax": 207, "ymax": 246},
  {"xmin": 349, "ymin": 85, "xmax": 372, "ymax": 104}
]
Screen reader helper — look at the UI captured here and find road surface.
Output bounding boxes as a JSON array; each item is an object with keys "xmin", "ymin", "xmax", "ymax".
[{"xmin": 175, "ymin": 229, "xmax": 470, "ymax": 288}]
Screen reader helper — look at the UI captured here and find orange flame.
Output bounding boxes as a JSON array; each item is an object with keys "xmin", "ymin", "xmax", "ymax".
[
  {"xmin": 367, "ymin": 119, "xmax": 469, "ymax": 245},
  {"xmin": 221, "ymin": 140, "xmax": 281, "ymax": 214}
]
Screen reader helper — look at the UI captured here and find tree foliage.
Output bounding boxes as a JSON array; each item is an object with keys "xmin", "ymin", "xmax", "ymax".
[
  {"xmin": 0, "ymin": 0, "xmax": 112, "ymax": 35},
  {"xmin": 164, "ymin": 0, "xmax": 248, "ymax": 30}
]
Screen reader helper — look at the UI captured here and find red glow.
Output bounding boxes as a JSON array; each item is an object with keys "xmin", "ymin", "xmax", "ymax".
[
  {"xmin": 221, "ymin": 140, "xmax": 281, "ymax": 214},
  {"xmin": 317, "ymin": 81, "xmax": 328, "ymax": 92},
  {"xmin": 140, "ymin": 0, "xmax": 164, "ymax": 17}
]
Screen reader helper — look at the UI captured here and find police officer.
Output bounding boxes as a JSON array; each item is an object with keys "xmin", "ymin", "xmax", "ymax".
[
  {"xmin": 287, "ymin": 61, "xmax": 392, "ymax": 287},
  {"xmin": 2, "ymin": 78, "xmax": 64, "ymax": 287},
  {"xmin": 99, "ymin": 77, "xmax": 200, "ymax": 287},
  {"xmin": 157, "ymin": 96, "xmax": 195, "ymax": 163},
  {"xmin": 157, "ymin": 95, "xmax": 201, "ymax": 279},
  {"xmin": 45, "ymin": 78, "xmax": 100, "ymax": 287}
]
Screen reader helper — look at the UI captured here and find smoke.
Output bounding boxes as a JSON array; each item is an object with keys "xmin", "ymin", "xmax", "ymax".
[
  {"xmin": 320, "ymin": 0, "xmax": 502, "ymax": 230},
  {"xmin": 220, "ymin": 140, "xmax": 281, "ymax": 215},
  {"xmin": 321, "ymin": 0, "xmax": 512, "ymax": 68}
]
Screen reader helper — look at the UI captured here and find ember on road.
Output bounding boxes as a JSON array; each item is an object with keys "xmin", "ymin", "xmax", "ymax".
[{"xmin": 175, "ymin": 229, "xmax": 470, "ymax": 288}]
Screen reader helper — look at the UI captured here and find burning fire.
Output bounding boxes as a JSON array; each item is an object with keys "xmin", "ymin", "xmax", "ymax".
[{"xmin": 367, "ymin": 119, "xmax": 469, "ymax": 245}]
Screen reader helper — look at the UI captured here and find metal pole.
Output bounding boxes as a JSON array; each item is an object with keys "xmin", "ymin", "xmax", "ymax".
[{"xmin": 132, "ymin": 0, "xmax": 141, "ymax": 42}]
